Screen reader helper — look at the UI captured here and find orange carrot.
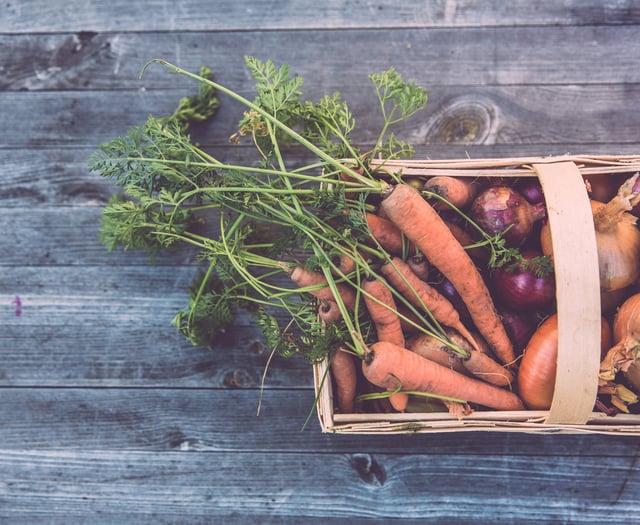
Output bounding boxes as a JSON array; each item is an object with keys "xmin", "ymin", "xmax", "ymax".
[
  {"xmin": 318, "ymin": 299, "xmax": 342, "ymax": 325},
  {"xmin": 406, "ymin": 332, "xmax": 470, "ymax": 375},
  {"xmin": 288, "ymin": 266, "xmax": 357, "ymax": 310},
  {"xmin": 330, "ymin": 347, "xmax": 357, "ymax": 413},
  {"xmin": 424, "ymin": 175, "xmax": 482, "ymax": 210},
  {"xmin": 362, "ymin": 341, "xmax": 525, "ymax": 411},
  {"xmin": 362, "ymin": 277, "xmax": 409, "ymax": 411},
  {"xmin": 366, "ymin": 213, "xmax": 412, "ymax": 255},
  {"xmin": 380, "ymin": 256, "xmax": 479, "ymax": 352},
  {"xmin": 381, "ymin": 184, "xmax": 516, "ymax": 366},
  {"xmin": 362, "ymin": 277, "xmax": 405, "ymax": 347},
  {"xmin": 408, "ymin": 330, "xmax": 514, "ymax": 387}
]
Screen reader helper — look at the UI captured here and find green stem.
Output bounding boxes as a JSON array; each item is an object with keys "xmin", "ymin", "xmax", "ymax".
[{"xmin": 141, "ymin": 59, "xmax": 385, "ymax": 191}]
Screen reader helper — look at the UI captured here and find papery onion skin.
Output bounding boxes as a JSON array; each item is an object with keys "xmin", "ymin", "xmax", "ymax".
[
  {"xmin": 540, "ymin": 197, "xmax": 640, "ymax": 293},
  {"xmin": 591, "ymin": 199, "xmax": 640, "ymax": 292},
  {"xmin": 470, "ymin": 186, "xmax": 547, "ymax": 247},
  {"xmin": 601, "ymin": 293, "xmax": 640, "ymax": 384},
  {"xmin": 624, "ymin": 364, "xmax": 640, "ymax": 393}
]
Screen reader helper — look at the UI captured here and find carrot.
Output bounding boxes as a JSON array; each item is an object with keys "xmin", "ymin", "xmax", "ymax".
[
  {"xmin": 381, "ymin": 184, "xmax": 516, "ymax": 366},
  {"xmin": 330, "ymin": 347, "xmax": 357, "ymax": 413},
  {"xmin": 366, "ymin": 213, "xmax": 412, "ymax": 255},
  {"xmin": 424, "ymin": 175, "xmax": 482, "ymax": 210},
  {"xmin": 406, "ymin": 333, "xmax": 470, "ymax": 375},
  {"xmin": 318, "ymin": 299, "xmax": 342, "ymax": 325},
  {"xmin": 407, "ymin": 330, "xmax": 514, "ymax": 387},
  {"xmin": 362, "ymin": 341, "xmax": 525, "ymax": 411},
  {"xmin": 362, "ymin": 277, "xmax": 405, "ymax": 347},
  {"xmin": 380, "ymin": 256, "xmax": 479, "ymax": 352},
  {"xmin": 288, "ymin": 266, "xmax": 357, "ymax": 310},
  {"xmin": 362, "ymin": 277, "xmax": 409, "ymax": 411}
]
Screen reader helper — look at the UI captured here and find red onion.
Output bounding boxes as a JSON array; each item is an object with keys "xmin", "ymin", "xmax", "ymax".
[
  {"xmin": 515, "ymin": 178, "xmax": 545, "ymax": 206},
  {"xmin": 497, "ymin": 307, "xmax": 540, "ymax": 354},
  {"xmin": 430, "ymin": 271, "xmax": 473, "ymax": 327},
  {"xmin": 491, "ymin": 250, "xmax": 556, "ymax": 312},
  {"xmin": 470, "ymin": 186, "xmax": 547, "ymax": 247}
]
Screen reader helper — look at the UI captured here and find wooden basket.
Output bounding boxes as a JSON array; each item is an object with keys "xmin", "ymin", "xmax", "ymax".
[{"xmin": 314, "ymin": 154, "xmax": 640, "ymax": 434}]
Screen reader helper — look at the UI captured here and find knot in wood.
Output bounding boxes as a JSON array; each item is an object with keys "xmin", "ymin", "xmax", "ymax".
[
  {"xmin": 349, "ymin": 453, "xmax": 386, "ymax": 486},
  {"xmin": 425, "ymin": 96, "xmax": 496, "ymax": 145},
  {"xmin": 222, "ymin": 368, "xmax": 256, "ymax": 388}
]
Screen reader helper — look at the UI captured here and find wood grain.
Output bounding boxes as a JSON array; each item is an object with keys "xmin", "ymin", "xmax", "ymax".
[
  {"xmin": 3, "ymin": 26, "xmax": 640, "ymax": 91},
  {"xmin": 4, "ymin": 1, "xmax": 640, "ymax": 521},
  {"xmin": 0, "ymin": 388, "xmax": 638, "ymax": 455},
  {"xmin": 0, "ymin": 448, "xmax": 638, "ymax": 523},
  {"xmin": 3, "ymin": 83, "xmax": 640, "ymax": 149},
  {"xmin": 4, "ymin": 0, "xmax": 640, "ymax": 33}
]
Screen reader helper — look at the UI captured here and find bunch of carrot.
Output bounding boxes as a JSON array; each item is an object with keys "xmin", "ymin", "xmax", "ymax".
[{"xmin": 306, "ymin": 177, "xmax": 531, "ymax": 416}]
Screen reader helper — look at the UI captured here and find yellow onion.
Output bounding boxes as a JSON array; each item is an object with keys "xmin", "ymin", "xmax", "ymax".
[
  {"xmin": 541, "ymin": 173, "xmax": 640, "ymax": 293},
  {"xmin": 601, "ymin": 293, "xmax": 640, "ymax": 383},
  {"xmin": 599, "ymin": 293, "xmax": 640, "ymax": 410},
  {"xmin": 519, "ymin": 314, "xmax": 612, "ymax": 410}
]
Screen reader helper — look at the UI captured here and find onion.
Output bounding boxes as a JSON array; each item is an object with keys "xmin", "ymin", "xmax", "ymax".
[
  {"xmin": 490, "ymin": 250, "xmax": 555, "ymax": 313},
  {"xmin": 444, "ymin": 220, "xmax": 490, "ymax": 267},
  {"xmin": 624, "ymin": 364, "xmax": 640, "ymax": 393},
  {"xmin": 601, "ymin": 293, "xmax": 640, "ymax": 382},
  {"xmin": 541, "ymin": 173, "xmax": 640, "ymax": 292},
  {"xmin": 515, "ymin": 178, "xmax": 545, "ymax": 206},
  {"xmin": 407, "ymin": 254, "xmax": 430, "ymax": 282},
  {"xmin": 584, "ymin": 172, "xmax": 629, "ymax": 203},
  {"xmin": 470, "ymin": 186, "xmax": 547, "ymax": 247},
  {"xmin": 517, "ymin": 314, "xmax": 558, "ymax": 409},
  {"xmin": 519, "ymin": 314, "xmax": 612, "ymax": 409},
  {"xmin": 497, "ymin": 307, "xmax": 540, "ymax": 355},
  {"xmin": 430, "ymin": 270, "xmax": 473, "ymax": 328},
  {"xmin": 599, "ymin": 293, "xmax": 640, "ymax": 410}
]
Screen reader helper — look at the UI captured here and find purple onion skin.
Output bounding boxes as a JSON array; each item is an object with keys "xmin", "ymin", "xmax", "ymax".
[
  {"xmin": 491, "ymin": 252, "xmax": 556, "ymax": 313},
  {"xmin": 497, "ymin": 307, "xmax": 541, "ymax": 355},
  {"xmin": 430, "ymin": 271, "xmax": 474, "ymax": 327},
  {"xmin": 515, "ymin": 178, "xmax": 545, "ymax": 206},
  {"xmin": 470, "ymin": 186, "xmax": 546, "ymax": 247}
]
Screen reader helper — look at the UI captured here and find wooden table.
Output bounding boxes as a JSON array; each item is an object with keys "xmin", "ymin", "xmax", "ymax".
[{"xmin": 2, "ymin": 2, "xmax": 640, "ymax": 522}]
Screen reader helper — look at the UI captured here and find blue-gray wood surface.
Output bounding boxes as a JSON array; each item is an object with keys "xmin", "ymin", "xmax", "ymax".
[{"xmin": 2, "ymin": 1, "xmax": 640, "ymax": 523}]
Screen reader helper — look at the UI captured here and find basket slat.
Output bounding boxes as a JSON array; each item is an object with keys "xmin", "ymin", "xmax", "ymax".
[{"xmin": 534, "ymin": 161, "xmax": 601, "ymax": 424}]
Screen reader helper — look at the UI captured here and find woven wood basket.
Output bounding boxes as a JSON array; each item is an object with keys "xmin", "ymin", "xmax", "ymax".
[{"xmin": 314, "ymin": 155, "xmax": 640, "ymax": 434}]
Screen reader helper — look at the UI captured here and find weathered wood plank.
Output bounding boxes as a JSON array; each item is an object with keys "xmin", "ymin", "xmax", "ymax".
[
  {"xmin": 0, "ymin": 263, "xmax": 310, "ymax": 387},
  {"xmin": 1, "ymin": 388, "xmax": 639, "ymax": 456},
  {"xmin": 0, "ymin": 325, "xmax": 312, "ymax": 388},
  {"xmin": 3, "ymin": 26, "xmax": 640, "ymax": 91},
  {"xmin": 4, "ymin": 0, "xmax": 640, "ymax": 33},
  {"xmin": 0, "ymin": 207, "xmax": 197, "ymax": 265},
  {"xmin": 0, "ymin": 447, "xmax": 638, "ymax": 522},
  {"xmin": 3, "ymin": 84, "xmax": 640, "ymax": 149}
]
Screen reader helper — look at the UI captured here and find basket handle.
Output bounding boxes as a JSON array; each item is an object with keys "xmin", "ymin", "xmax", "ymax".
[{"xmin": 532, "ymin": 161, "xmax": 601, "ymax": 424}]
